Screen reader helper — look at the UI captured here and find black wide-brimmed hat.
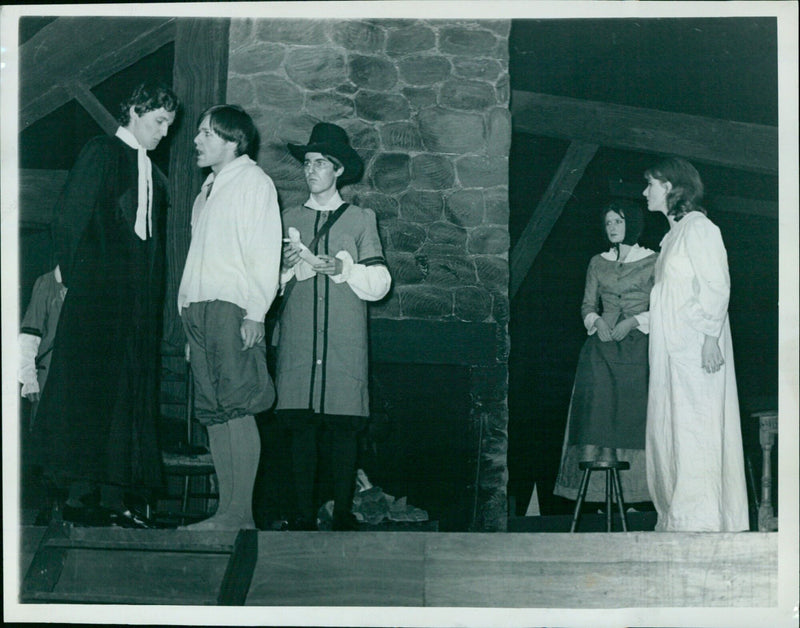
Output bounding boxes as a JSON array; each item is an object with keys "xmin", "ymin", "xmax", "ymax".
[{"xmin": 288, "ymin": 122, "xmax": 364, "ymax": 185}]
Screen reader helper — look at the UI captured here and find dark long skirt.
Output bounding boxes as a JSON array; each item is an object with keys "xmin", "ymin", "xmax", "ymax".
[
  {"xmin": 35, "ymin": 239, "xmax": 163, "ymax": 494},
  {"xmin": 567, "ymin": 329, "xmax": 648, "ymax": 450},
  {"xmin": 554, "ymin": 329, "xmax": 651, "ymax": 502}
]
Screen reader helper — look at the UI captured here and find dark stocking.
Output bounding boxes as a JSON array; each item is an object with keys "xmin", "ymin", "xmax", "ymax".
[{"xmin": 291, "ymin": 424, "xmax": 318, "ymax": 521}]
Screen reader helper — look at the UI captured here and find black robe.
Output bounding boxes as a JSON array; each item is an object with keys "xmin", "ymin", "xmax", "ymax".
[{"xmin": 36, "ymin": 135, "xmax": 168, "ymax": 493}]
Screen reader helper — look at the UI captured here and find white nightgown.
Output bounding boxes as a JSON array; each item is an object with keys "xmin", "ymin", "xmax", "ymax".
[{"xmin": 646, "ymin": 211, "xmax": 749, "ymax": 532}]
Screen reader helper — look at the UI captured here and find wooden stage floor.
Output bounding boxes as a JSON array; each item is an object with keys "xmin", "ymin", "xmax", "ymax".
[{"xmin": 17, "ymin": 524, "xmax": 777, "ymax": 609}]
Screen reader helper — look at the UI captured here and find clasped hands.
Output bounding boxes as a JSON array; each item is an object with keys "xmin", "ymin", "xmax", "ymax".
[{"xmin": 594, "ymin": 317, "xmax": 637, "ymax": 342}]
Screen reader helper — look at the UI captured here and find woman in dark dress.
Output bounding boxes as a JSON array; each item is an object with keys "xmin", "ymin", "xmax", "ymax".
[{"xmin": 554, "ymin": 200, "xmax": 656, "ymax": 505}]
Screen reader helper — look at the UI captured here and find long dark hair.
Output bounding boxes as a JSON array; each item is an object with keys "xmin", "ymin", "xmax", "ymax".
[{"xmin": 644, "ymin": 157, "xmax": 706, "ymax": 221}]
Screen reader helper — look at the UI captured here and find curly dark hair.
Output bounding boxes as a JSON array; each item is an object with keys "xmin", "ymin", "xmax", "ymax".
[{"xmin": 117, "ymin": 81, "xmax": 180, "ymax": 126}]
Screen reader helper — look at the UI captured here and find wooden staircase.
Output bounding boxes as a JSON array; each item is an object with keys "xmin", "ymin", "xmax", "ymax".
[{"xmin": 21, "ymin": 522, "xmax": 257, "ymax": 605}]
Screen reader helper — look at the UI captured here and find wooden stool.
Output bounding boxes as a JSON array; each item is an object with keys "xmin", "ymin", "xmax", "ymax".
[{"xmin": 570, "ymin": 460, "xmax": 630, "ymax": 532}]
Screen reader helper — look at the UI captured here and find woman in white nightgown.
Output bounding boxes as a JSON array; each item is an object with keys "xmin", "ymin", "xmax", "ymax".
[{"xmin": 643, "ymin": 157, "xmax": 749, "ymax": 532}]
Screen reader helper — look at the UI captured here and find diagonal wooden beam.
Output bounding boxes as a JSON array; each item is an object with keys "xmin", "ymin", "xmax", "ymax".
[
  {"xmin": 510, "ymin": 141, "xmax": 598, "ymax": 298},
  {"xmin": 608, "ymin": 180, "xmax": 778, "ymax": 220},
  {"xmin": 66, "ymin": 82, "xmax": 118, "ymax": 136},
  {"xmin": 512, "ymin": 90, "xmax": 778, "ymax": 175},
  {"xmin": 20, "ymin": 17, "xmax": 176, "ymax": 132}
]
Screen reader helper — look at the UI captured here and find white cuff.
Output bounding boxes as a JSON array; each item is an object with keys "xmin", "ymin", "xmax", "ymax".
[
  {"xmin": 330, "ymin": 250, "xmax": 353, "ymax": 284},
  {"xmin": 18, "ymin": 333, "xmax": 41, "ymax": 391},
  {"xmin": 633, "ymin": 311, "xmax": 650, "ymax": 335},
  {"xmin": 332, "ymin": 251, "xmax": 391, "ymax": 301},
  {"xmin": 584, "ymin": 312, "xmax": 600, "ymax": 335},
  {"xmin": 21, "ymin": 379, "xmax": 40, "ymax": 397}
]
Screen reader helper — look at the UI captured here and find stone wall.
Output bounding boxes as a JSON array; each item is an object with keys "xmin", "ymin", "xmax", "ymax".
[{"xmin": 227, "ymin": 18, "xmax": 511, "ymax": 530}]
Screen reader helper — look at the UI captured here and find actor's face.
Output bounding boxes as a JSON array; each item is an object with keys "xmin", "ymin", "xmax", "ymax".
[
  {"xmin": 604, "ymin": 211, "xmax": 626, "ymax": 244},
  {"xmin": 194, "ymin": 116, "xmax": 238, "ymax": 173},
  {"xmin": 643, "ymin": 175, "xmax": 671, "ymax": 215},
  {"xmin": 303, "ymin": 152, "xmax": 343, "ymax": 196},
  {"xmin": 129, "ymin": 107, "xmax": 175, "ymax": 151}
]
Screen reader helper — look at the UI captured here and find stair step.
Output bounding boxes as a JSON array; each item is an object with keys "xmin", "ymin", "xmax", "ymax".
[
  {"xmin": 43, "ymin": 537, "xmax": 233, "ymax": 553},
  {"xmin": 22, "ymin": 590, "xmax": 212, "ymax": 605}
]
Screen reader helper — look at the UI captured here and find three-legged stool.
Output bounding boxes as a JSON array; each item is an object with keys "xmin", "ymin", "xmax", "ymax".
[{"xmin": 570, "ymin": 460, "xmax": 630, "ymax": 532}]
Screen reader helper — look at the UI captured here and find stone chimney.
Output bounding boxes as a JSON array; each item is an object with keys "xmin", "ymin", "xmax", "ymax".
[{"xmin": 228, "ymin": 18, "xmax": 511, "ymax": 531}]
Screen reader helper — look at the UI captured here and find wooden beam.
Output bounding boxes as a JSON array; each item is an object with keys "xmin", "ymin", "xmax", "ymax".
[
  {"xmin": 163, "ymin": 18, "xmax": 230, "ymax": 349},
  {"xmin": 66, "ymin": 82, "xmax": 118, "ymax": 137},
  {"xmin": 20, "ymin": 17, "xmax": 176, "ymax": 131},
  {"xmin": 608, "ymin": 180, "xmax": 778, "ymax": 220},
  {"xmin": 512, "ymin": 90, "xmax": 778, "ymax": 175},
  {"xmin": 19, "ymin": 169, "xmax": 68, "ymax": 227},
  {"xmin": 510, "ymin": 141, "xmax": 598, "ymax": 298}
]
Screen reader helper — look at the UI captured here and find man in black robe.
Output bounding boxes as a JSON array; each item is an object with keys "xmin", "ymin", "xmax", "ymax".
[{"xmin": 36, "ymin": 81, "xmax": 180, "ymax": 527}]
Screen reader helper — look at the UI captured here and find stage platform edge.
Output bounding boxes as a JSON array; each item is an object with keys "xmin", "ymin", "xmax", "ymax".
[{"xmin": 19, "ymin": 527, "xmax": 777, "ymax": 608}]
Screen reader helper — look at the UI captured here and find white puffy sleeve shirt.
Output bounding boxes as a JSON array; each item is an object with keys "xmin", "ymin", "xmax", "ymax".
[{"xmin": 178, "ymin": 155, "xmax": 282, "ymax": 322}]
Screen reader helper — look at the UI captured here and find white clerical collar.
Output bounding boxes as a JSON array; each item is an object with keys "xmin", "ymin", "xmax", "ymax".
[
  {"xmin": 115, "ymin": 126, "xmax": 152, "ymax": 240},
  {"xmin": 115, "ymin": 126, "xmax": 140, "ymax": 150},
  {"xmin": 304, "ymin": 190, "xmax": 343, "ymax": 212}
]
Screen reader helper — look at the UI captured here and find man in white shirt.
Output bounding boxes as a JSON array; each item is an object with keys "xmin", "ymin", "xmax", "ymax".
[{"xmin": 178, "ymin": 105, "xmax": 282, "ymax": 531}]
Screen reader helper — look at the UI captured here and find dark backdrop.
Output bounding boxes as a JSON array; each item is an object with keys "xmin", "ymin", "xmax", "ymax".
[{"xmin": 507, "ymin": 18, "xmax": 779, "ymax": 515}]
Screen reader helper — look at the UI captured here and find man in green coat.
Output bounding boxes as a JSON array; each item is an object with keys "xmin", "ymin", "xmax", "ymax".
[{"xmin": 276, "ymin": 123, "xmax": 391, "ymax": 530}]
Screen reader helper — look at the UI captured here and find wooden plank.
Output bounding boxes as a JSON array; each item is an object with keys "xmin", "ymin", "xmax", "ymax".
[
  {"xmin": 217, "ymin": 529, "xmax": 258, "ymax": 605},
  {"xmin": 510, "ymin": 140, "xmax": 598, "ymax": 298},
  {"xmin": 512, "ymin": 90, "xmax": 778, "ymax": 175},
  {"xmin": 370, "ymin": 318, "xmax": 497, "ymax": 366},
  {"xmin": 163, "ymin": 18, "xmax": 230, "ymax": 349},
  {"xmin": 608, "ymin": 180, "xmax": 778, "ymax": 220},
  {"xmin": 20, "ymin": 17, "xmax": 176, "ymax": 131},
  {"xmin": 54, "ymin": 549, "xmax": 225, "ymax": 604},
  {"xmin": 247, "ymin": 532, "xmax": 427, "ymax": 606},
  {"xmin": 66, "ymin": 526, "xmax": 238, "ymax": 549},
  {"xmin": 22, "ymin": 591, "xmax": 206, "ymax": 605},
  {"xmin": 424, "ymin": 532, "xmax": 777, "ymax": 608},
  {"xmin": 66, "ymin": 81, "xmax": 118, "ymax": 137},
  {"xmin": 18, "ymin": 529, "xmax": 778, "ymax": 607},
  {"xmin": 21, "ymin": 522, "xmax": 70, "ymax": 598},
  {"xmin": 19, "ymin": 169, "xmax": 68, "ymax": 227},
  {"xmin": 44, "ymin": 538, "xmax": 232, "ymax": 553},
  {"xmin": 19, "ymin": 526, "xmax": 48, "ymax": 583}
]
